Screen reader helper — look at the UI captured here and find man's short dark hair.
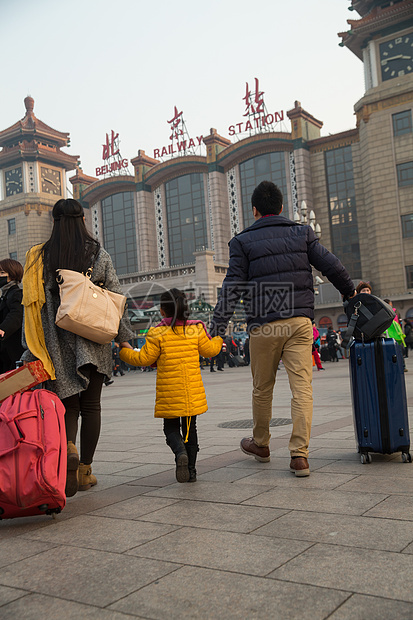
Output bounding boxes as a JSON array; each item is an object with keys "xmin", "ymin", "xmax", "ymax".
[{"xmin": 251, "ymin": 181, "xmax": 283, "ymax": 216}]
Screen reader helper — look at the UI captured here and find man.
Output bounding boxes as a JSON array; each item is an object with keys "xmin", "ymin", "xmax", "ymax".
[{"xmin": 210, "ymin": 181, "xmax": 355, "ymax": 476}]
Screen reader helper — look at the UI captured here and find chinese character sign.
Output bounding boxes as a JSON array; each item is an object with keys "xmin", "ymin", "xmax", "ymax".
[
  {"xmin": 243, "ymin": 78, "xmax": 265, "ymax": 116},
  {"xmin": 102, "ymin": 130, "xmax": 120, "ymax": 161},
  {"xmin": 167, "ymin": 106, "xmax": 184, "ymax": 140}
]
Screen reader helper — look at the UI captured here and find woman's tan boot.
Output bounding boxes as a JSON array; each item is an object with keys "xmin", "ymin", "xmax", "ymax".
[
  {"xmin": 78, "ymin": 463, "xmax": 97, "ymax": 491},
  {"xmin": 65, "ymin": 441, "xmax": 79, "ymax": 497}
]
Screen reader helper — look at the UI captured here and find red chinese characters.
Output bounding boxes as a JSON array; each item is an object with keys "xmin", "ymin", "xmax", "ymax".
[{"xmin": 102, "ymin": 130, "xmax": 119, "ymax": 160}]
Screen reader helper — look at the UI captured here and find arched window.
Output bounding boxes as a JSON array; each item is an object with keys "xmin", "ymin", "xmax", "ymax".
[
  {"xmin": 165, "ymin": 173, "xmax": 207, "ymax": 266},
  {"xmin": 319, "ymin": 316, "xmax": 333, "ymax": 328},
  {"xmin": 337, "ymin": 313, "xmax": 347, "ymax": 327},
  {"xmin": 239, "ymin": 152, "xmax": 289, "ymax": 228},
  {"xmin": 101, "ymin": 191, "xmax": 138, "ymax": 275}
]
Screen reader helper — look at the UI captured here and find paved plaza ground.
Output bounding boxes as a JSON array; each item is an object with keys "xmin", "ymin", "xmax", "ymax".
[{"xmin": 1, "ymin": 355, "xmax": 413, "ymax": 618}]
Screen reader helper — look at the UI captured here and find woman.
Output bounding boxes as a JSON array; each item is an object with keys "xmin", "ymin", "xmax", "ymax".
[
  {"xmin": 0, "ymin": 258, "xmax": 24, "ymax": 373},
  {"xmin": 21, "ymin": 198, "xmax": 133, "ymax": 497}
]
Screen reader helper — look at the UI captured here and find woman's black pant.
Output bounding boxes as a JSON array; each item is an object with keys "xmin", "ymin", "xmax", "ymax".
[
  {"xmin": 62, "ymin": 364, "xmax": 104, "ymax": 465},
  {"xmin": 163, "ymin": 416, "xmax": 198, "ymax": 450}
]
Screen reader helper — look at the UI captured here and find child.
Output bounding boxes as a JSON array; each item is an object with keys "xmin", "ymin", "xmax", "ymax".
[{"xmin": 120, "ymin": 288, "xmax": 222, "ymax": 482}]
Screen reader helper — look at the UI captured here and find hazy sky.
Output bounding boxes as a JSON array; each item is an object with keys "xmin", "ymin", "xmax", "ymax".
[{"xmin": 1, "ymin": 0, "xmax": 364, "ymax": 181}]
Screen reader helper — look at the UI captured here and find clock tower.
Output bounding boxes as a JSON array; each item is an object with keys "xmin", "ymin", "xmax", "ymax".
[
  {"xmin": 339, "ymin": 0, "xmax": 413, "ymax": 295},
  {"xmin": 0, "ymin": 96, "xmax": 79, "ymax": 264}
]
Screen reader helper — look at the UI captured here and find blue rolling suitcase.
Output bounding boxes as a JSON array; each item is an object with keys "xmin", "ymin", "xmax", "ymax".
[{"xmin": 349, "ymin": 338, "xmax": 411, "ymax": 463}]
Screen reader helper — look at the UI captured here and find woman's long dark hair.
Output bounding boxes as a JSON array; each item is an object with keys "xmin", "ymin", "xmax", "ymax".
[
  {"xmin": 42, "ymin": 199, "xmax": 100, "ymax": 278},
  {"xmin": 160, "ymin": 288, "xmax": 189, "ymax": 334}
]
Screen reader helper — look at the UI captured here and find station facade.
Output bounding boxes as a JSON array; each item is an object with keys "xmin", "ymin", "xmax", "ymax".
[{"xmin": 0, "ymin": 0, "xmax": 412, "ymax": 330}]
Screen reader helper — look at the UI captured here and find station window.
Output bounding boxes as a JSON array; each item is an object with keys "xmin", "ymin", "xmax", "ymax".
[
  {"xmin": 392, "ymin": 110, "xmax": 412, "ymax": 137},
  {"xmin": 165, "ymin": 173, "xmax": 207, "ymax": 267},
  {"xmin": 319, "ymin": 316, "xmax": 333, "ymax": 328},
  {"xmin": 337, "ymin": 313, "xmax": 348, "ymax": 328},
  {"xmin": 7, "ymin": 218, "xmax": 15, "ymax": 235},
  {"xmin": 325, "ymin": 146, "xmax": 361, "ymax": 279},
  {"xmin": 401, "ymin": 214, "xmax": 413, "ymax": 238},
  {"xmin": 406, "ymin": 265, "xmax": 413, "ymax": 289},
  {"xmin": 9, "ymin": 252, "xmax": 17, "ymax": 260},
  {"xmin": 397, "ymin": 162, "xmax": 413, "ymax": 187},
  {"xmin": 101, "ymin": 192, "xmax": 138, "ymax": 275},
  {"xmin": 239, "ymin": 152, "xmax": 289, "ymax": 228}
]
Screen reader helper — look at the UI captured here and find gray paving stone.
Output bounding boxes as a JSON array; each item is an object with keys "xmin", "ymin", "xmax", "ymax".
[
  {"xmin": 23, "ymin": 514, "xmax": 179, "ymax": 552},
  {"xmin": 112, "ymin": 464, "xmax": 173, "ymax": 477},
  {"xmin": 228, "ymin": 457, "xmax": 337, "ymax": 471},
  {"xmin": 253, "ymin": 510, "xmax": 413, "ymax": 551},
  {"xmin": 91, "ymin": 450, "xmax": 139, "ymax": 462},
  {"xmin": 316, "ymin": 459, "xmax": 406, "ymax": 477},
  {"xmin": 0, "ymin": 585, "xmax": 29, "ymax": 607},
  {"xmin": 336, "ymin": 475, "xmax": 413, "ymax": 495},
  {"xmin": 235, "ymin": 470, "xmax": 357, "ymax": 490},
  {"xmin": 242, "ymin": 487, "xmax": 387, "ymax": 515},
  {"xmin": 270, "ymin": 543, "xmax": 413, "ymax": 602},
  {"xmin": 196, "ymin": 467, "xmax": 259, "ymax": 482},
  {"xmin": 364, "ymin": 495, "xmax": 413, "ymax": 521},
  {"xmin": 307, "ymin": 448, "xmax": 360, "ymax": 460},
  {"xmin": 0, "ymin": 546, "xmax": 179, "ymax": 607},
  {"xmin": 90, "ymin": 496, "xmax": 180, "ymax": 520},
  {"xmin": 0, "ymin": 538, "xmax": 58, "ymax": 569},
  {"xmin": 127, "ymin": 526, "xmax": 311, "ymax": 575},
  {"xmin": 0, "ymin": 516, "xmax": 54, "ymax": 539},
  {"xmin": 138, "ymin": 500, "xmax": 289, "ymax": 533},
  {"xmin": 145, "ymin": 480, "xmax": 274, "ymax": 504},
  {"xmin": 109, "ymin": 565, "xmax": 349, "ymax": 619},
  {"xmin": 0, "ymin": 593, "xmax": 137, "ymax": 619},
  {"xmin": 308, "ymin": 438, "xmax": 358, "ymax": 449},
  {"xmin": 328, "ymin": 593, "xmax": 413, "ymax": 619}
]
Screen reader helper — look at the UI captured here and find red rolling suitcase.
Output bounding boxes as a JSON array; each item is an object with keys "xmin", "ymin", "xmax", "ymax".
[{"xmin": 0, "ymin": 389, "xmax": 67, "ymax": 519}]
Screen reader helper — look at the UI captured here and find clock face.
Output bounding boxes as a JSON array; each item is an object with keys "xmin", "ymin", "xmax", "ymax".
[
  {"xmin": 380, "ymin": 32, "xmax": 413, "ymax": 82},
  {"xmin": 5, "ymin": 167, "xmax": 23, "ymax": 197},
  {"xmin": 41, "ymin": 167, "xmax": 62, "ymax": 195}
]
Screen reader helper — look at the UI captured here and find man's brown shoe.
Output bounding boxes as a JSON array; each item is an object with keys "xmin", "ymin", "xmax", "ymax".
[
  {"xmin": 240, "ymin": 438, "xmax": 270, "ymax": 462},
  {"xmin": 290, "ymin": 456, "xmax": 310, "ymax": 477}
]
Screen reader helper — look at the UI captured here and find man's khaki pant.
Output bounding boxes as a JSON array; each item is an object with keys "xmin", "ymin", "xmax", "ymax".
[{"xmin": 250, "ymin": 317, "xmax": 313, "ymax": 458}]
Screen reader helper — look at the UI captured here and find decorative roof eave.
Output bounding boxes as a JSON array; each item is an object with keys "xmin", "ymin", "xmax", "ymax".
[
  {"xmin": 0, "ymin": 96, "xmax": 70, "ymax": 148},
  {"xmin": 81, "ymin": 175, "xmax": 136, "ymax": 204},
  {"xmin": 69, "ymin": 169, "xmax": 98, "ymax": 185},
  {"xmin": 286, "ymin": 104, "xmax": 323, "ymax": 128},
  {"xmin": 144, "ymin": 155, "xmax": 208, "ymax": 189},
  {"xmin": 130, "ymin": 149, "xmax": 160, "ymax": 168},
  {"xmin": 307, "ymin": 128, "xmax": 359, "ymax": 153},
  {"xmin": 338, "ymin": 0, "xmax": 413, "ymax": 59},
  {"xmin": 0, "ymin": 143, "xmax": 79, "ymax": 170},
  {"xmin": 216, "ymin": 132, "xmax": 292, "ymax": 171}
]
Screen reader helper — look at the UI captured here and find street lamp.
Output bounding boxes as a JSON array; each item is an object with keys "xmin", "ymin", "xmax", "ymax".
[{"xmin": 294, "ymin": 201, "xmax": 321, "ymax": 239}]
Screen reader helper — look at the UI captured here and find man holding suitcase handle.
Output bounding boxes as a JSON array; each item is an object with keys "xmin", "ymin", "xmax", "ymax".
[{"xmin": 210, "ymin": 181, "xmax": 355, "ymax": 476}]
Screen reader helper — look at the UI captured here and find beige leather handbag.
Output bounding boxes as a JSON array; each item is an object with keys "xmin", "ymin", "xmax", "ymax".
[{"xmin": 55, "ymin": 268, "xmax": 127, "ymax": 344}]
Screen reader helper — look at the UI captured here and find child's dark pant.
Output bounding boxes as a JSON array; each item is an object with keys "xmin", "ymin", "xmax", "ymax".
[{"xmin": 163, "ymin": 416, "xmax": 198, "ymax": 450}]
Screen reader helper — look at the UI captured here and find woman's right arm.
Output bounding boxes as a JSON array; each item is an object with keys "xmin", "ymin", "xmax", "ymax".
[{"xmin": 101, "ymin": 251, "xmax": 135, "ymax": 343}]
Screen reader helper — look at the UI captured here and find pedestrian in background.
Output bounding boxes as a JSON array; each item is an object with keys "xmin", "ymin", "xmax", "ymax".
[
  {"xmin": 327, "ymin": 326, "xmax": 339, "ymax": 362},
  {"xmin": 0, "ymin": 258, "xmax": 24, "ymax": 373}
]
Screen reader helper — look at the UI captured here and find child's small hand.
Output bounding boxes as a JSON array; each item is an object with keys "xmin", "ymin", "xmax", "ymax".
[{"xmin": 120, "ymin": 341, "xmax": 133, "ymax": 350}]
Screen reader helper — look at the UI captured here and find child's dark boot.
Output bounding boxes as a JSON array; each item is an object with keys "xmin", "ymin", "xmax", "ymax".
[
  {"xmin": 166, "ymin": 432, "xmax": 190, "ymax": 483},
  {"xmin": 186, "ymin": 443, "xmax": 199, "ymax": 482}
]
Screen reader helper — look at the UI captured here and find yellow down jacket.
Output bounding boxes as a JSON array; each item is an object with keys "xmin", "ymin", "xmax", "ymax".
[{"xmin": 120, "ymin": 322, "xmax": 222, "ymax": 419}]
